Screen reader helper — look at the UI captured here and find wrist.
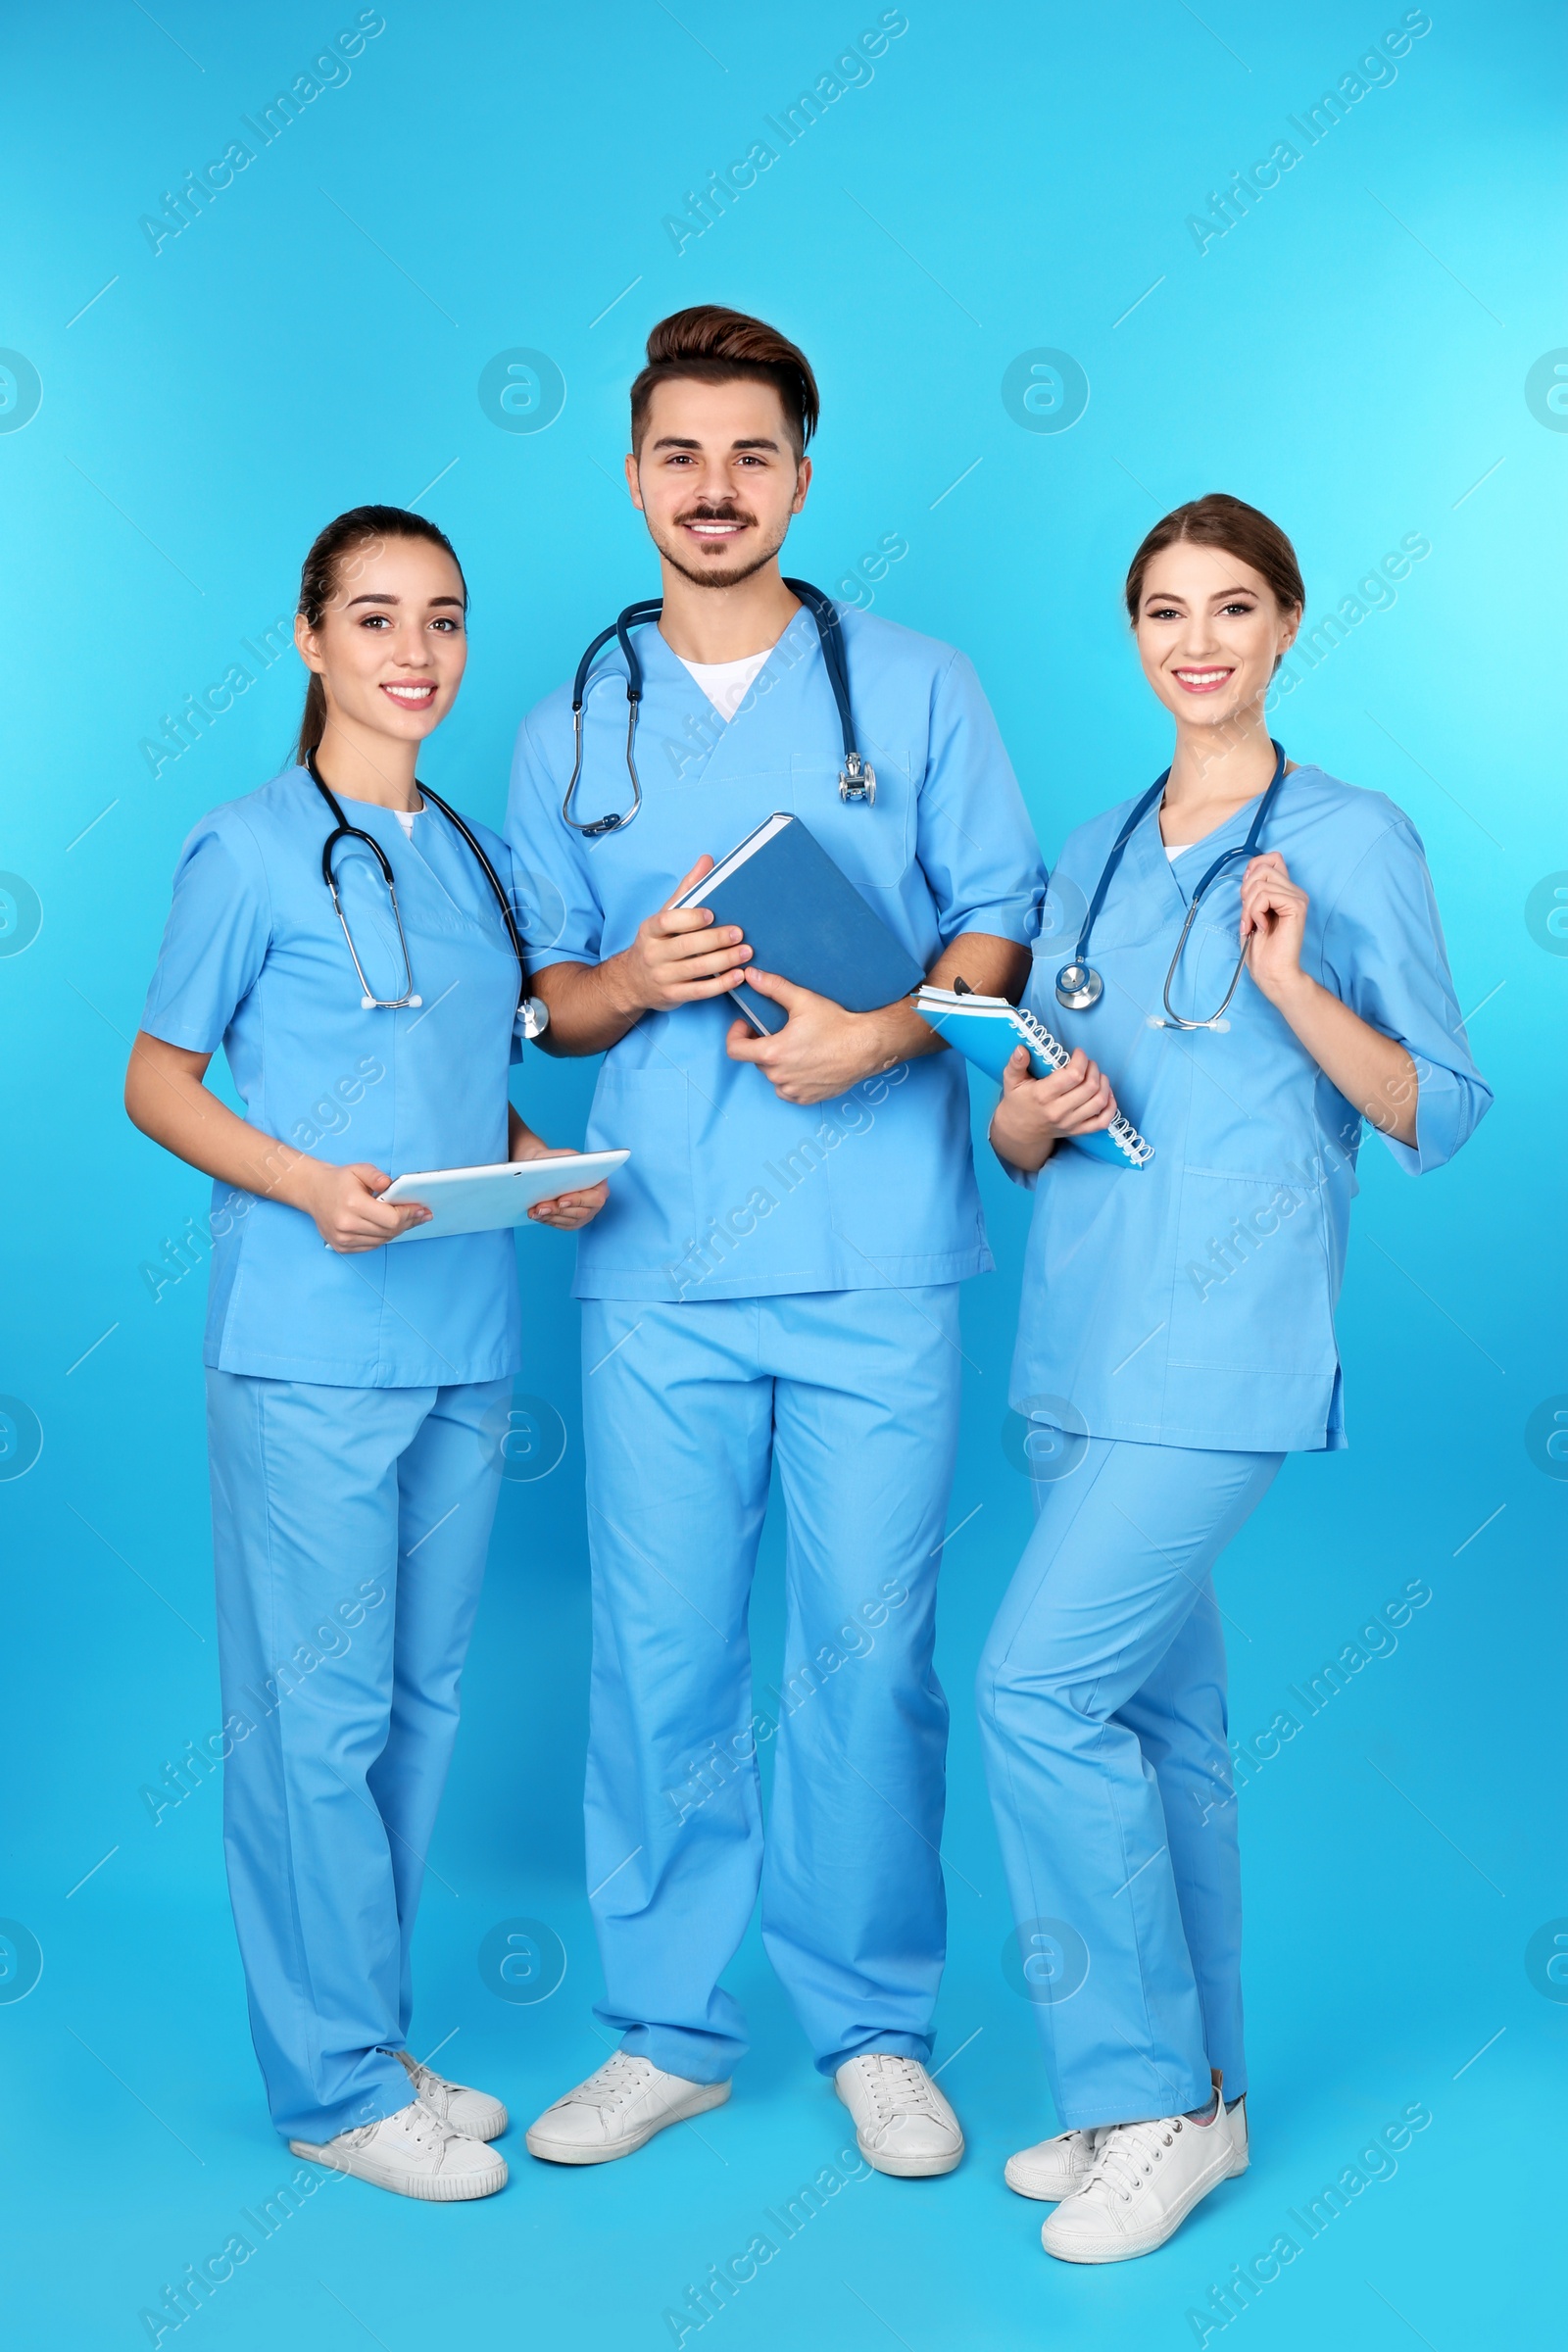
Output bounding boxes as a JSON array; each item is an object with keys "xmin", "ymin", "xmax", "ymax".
[
  {"xmin": 1260, "ymin": 963, "xmax": 1318, "ymax": 1017},
  {"xmin": 597, "ymin": 948, "xmax": 648, "ymax": 1024},
  {"xmin": 271, "ymin": 1150, "xmax": 324, "ymax": 1214}
]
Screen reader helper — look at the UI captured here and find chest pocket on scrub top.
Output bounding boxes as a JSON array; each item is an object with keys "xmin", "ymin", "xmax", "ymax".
[{"xmin": 790, "ymin": 747, "xmax": 910, "ymax": 888}]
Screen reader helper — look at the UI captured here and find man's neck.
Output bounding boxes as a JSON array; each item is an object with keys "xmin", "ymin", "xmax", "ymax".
[{"xmin": 656, "ymin": 559, "xmax": 800, "ymax": 665}]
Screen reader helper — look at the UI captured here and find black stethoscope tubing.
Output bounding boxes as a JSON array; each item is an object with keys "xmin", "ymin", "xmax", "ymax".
[
  {"xmin": 306, "ymin": 748, "xmax": 541, "ymax": 1029},
  {"xmin": 1055, "ymin": 739, "xmax": 1289, "ymax": 1030},
  {"xmin": 561, "ymin": 577, "xmax": 874, "ymax": 836}
]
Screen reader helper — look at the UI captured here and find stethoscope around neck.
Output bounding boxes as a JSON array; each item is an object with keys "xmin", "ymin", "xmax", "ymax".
[
  {"xmin": 560, "ymin": 576, "xmax": 875, "ymax": 837},
  {"xmin": 1055, "ymin": 739, "xmax": 1289, "ymax": 1034},
  {"xmin": 306, "ymin": 749, "xmax": 548, "ymax": 1038}
]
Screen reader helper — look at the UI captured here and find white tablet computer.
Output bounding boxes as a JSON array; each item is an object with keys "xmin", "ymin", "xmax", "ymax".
[{"xmin": 383, "ymin": 1152, "xmax": 628, "ymax": 1241}]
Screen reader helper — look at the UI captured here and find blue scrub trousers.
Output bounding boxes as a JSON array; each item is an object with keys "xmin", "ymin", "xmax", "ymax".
[
  {"xmin": 977, "ymin": 1436, "xmax": 1283, "ymax": 2130},
  {"xmin": 207, "ymin": 1370, "xmax": 509, "ymax": 2141},
  {"xmin": 580, "ymin": 1288, "xmax": 961, "ymax": 2083}
]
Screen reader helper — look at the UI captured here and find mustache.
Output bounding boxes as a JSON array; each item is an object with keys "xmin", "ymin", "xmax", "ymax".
[{"xmin": 675, "ymin": 504, "xmax": 755, "ymax": 525}]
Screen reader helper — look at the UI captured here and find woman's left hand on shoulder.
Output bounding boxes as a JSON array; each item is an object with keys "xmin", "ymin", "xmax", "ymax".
[{"xmin": 1239, "ymin": 852, "xmax": 1312, "ymax": 1007}]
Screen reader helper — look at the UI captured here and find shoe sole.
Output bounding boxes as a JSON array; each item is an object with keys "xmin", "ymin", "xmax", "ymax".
[
  {"xmin": 289, "ymin": 2138, "xmax": 508, "ymax": 2200},
  {"xmin": 859, "ymin": 2139, "xmax": 963, "ymax": 2179},
  {"xmin": 523, "ymin": 2079, "xmax": 731, "ymax": 2165},
  {"xmin": 1041, "ymin": 2155, "xmax": 1233, "ymax": 2263}
]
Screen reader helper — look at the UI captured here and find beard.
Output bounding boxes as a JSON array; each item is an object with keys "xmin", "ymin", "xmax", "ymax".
[{"xmin": 651, "ymin": 506, "xmax": 791, "ymax": 592}]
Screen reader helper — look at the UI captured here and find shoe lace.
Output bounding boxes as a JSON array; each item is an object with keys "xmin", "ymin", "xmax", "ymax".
[
  {"xmin": 1078, "ymin": 2116, "xmax": 1183, "ymax": 2204},
  {"xmin": 345, "ymin": 2099, "xmax": 457, "ymax": 2155},
  {"xmin": 857, "ymin": 2055, "xmax": 939, "ymax": 2124},
  {"xmin": 567, "ymin": 2055, "xmax": 656, "ymax": 2114}
]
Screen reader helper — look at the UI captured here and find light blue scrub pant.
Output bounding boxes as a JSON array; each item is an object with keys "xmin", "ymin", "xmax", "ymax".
[
  {"xmin": 977, "ymin": 1436, "xmax": 1283, "ymax": 2130},
  {"xmin": 206, "ymin": 1371, "xmax": 509, "ymax": 2142},
  {"xmin": 580, "ymin": 1288, "xmax": 961, "ymax": 2083}
]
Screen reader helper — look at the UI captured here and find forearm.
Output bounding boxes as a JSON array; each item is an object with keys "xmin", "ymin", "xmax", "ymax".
[
  {"xmin": 531, "ymin": 956, "xmax": 648, "ymax": 1056},
  {"xmin": 124, "ymin": 1031, "xmax": 318, "ymax": 1211},
  {"xmin": 827, "ymin": 929, "xmax": 1037, "ymax": 1083},
  {"xmin": 1267, "ymin": 975, "xmax": 1418, "ymax": 1144}
]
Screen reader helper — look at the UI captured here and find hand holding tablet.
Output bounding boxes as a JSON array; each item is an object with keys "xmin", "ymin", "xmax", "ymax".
[{"xmin": 382, "ymin": 1151, "xmax": 629, "ymax": 1241}]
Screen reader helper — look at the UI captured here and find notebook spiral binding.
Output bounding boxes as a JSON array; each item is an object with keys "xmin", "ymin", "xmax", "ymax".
[{"xmin": 1012, "ymin": 1005, "xmax": 1155, "ymax": 1168}]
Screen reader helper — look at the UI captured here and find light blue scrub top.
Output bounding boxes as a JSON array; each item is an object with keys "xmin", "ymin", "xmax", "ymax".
[
  {"xmin": 1008, "ymin": 766, "xmax": 1491, "ymax": 1454},
  {"xmin": 508, "ymin": 605, "xmax": 1046, "ymax": 1302},
  {"xmin": 141, "ymin": 766, "xmax": 527, "ymax": 1387}
]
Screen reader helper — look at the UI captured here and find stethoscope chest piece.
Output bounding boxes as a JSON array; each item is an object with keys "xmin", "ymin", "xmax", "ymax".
[
  {"xmin": 839, "ymin": 752, "xmax": 876, "ymax": 806},
  {"xmin": 1054, "ymin": 960, "xmax": 1103, "ymax": 1012}
]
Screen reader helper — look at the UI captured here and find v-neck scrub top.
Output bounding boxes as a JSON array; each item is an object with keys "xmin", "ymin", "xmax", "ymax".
[
  {"xmin": 508, "ymin": 605, "xmax": 1047, "ymax": 1302},
  {"xmin": 141, "ymin": 767, "xmax": 527, "ymax": 1387},
  {"xmin": 1008, "ymin": 767, "xmax": 1491, "ymax": 1454}
]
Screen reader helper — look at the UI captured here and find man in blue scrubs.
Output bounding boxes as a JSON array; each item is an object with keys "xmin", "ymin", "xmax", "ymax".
[{"xmin": 508, "ymin": 308, "xmax": 1044, "ymax": 2176}]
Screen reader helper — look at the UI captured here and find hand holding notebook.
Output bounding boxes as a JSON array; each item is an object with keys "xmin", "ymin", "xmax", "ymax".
[{"xmin": 914, "ymin": 985, "xmax": 1153, "ymax": 1168}]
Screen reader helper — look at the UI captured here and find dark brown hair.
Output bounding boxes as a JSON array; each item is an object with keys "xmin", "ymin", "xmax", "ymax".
[
  {"xmin": 1124, "ymin": 493, "xmax": 1305, "ymax": 624},
  {"xmin": 294, "ymin": 504, "xmax": 467, "ymax": 764},
  {"xmin": 629, "ymin": 306, "xmax": 820, "ymax": 459}
]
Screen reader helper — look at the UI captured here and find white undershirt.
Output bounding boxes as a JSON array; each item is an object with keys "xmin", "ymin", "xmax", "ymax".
[
  {"xmin": 1165, "ymin": 841, "xmax": 1195, "ymax": 861},
  {"xmin": 395, "ymin": 807, "xmax": 419, "ymax": 838},
  {"xmin": 678, "ymin": 648, "xmax": 772, "ymax": 722}
]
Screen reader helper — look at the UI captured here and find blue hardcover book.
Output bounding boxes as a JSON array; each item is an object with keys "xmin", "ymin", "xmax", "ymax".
[
  {"xmin": 670, "ymin": 812, "xmax": 926, "ymax": 1038},
  {"xmin": 914, "ymin": 985, "xmax": 1153, "ymax": 1169}
]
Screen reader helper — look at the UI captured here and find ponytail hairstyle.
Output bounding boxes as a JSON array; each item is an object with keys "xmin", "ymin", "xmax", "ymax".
[
  {"xmin": 1124, "ymin": 493, "xmax": 1305, "ymax": 632},
  {"xmin": 629, "ymin": 305, "xmax": 820, "ymax": 460},
  {"xmin": 294, "ymin": 504, "xmax": 468, "ymax": 765}
]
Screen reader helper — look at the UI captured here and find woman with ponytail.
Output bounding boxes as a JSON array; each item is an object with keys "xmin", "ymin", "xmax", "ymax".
[{"xmin": 125, "ymin": 508, "xmax": 605, "ymax": 2200}]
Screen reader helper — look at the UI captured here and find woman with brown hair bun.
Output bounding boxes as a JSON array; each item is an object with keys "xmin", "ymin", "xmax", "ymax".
[{"xmin": 978, "ymin": 493, "xmax": 1489, "ymax": 2263}]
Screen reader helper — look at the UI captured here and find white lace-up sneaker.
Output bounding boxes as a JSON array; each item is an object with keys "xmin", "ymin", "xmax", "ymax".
[
  {"xmin": 1040, "ymin": 2103, "xmax": 1233, "ymax": 2262},
  {"xmin": 290, "ymin": 2098, "xmax": 507, "ymax": 2200},
  {"xmin": 1226, "ymin": 2092, "xmax": 1249, "ymax": 2177},
  {"xmin": 397, "ymin": 2050, "xmax": 508, "ymax": 2142},
  {"xmin": 1004, "ymin": 2126, "xmax": 1108, "ymax": 2202},
  {"xmin": 523, "ymin": 2054, "xmax": 730, "ymax": 2165},
  {"xmin": 834, "ymin": 2054, "xmax": 964, "ymax": 2179}
]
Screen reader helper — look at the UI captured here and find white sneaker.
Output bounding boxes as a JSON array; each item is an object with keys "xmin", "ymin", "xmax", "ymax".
[
  {"xmin": 1226, "ymin": 2092, "xmax": 1249, "ymax": 2177},
  {"xmin": 290, "ymin": 2098, "xmax": 507, "ymax": 2201},
  {"xmin": 523, "ymin": 2054, "xmax": 730, "ymax": 2165},
  {"xmin": 834, "ymin": 2054, "xmax": 963, "ymax": 2179},
  {"xmin": 1040, "ymin": 2103, "xmax": 1233, "ymax": 2262},
  {"xmin": 1005, "ymin": 2126, "xmax": 1108, "ymax": 2202},
  {"xmin": 397, "ymin": 2050, "xmax": 508, "ymax": 2142}
]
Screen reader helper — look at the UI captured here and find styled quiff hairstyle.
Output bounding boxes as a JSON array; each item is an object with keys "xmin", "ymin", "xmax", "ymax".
[
  {"xmin": 293, "ymin": 504, "xmax": 466, "ymax": 764},
  {"xmin": 629, "ymin": 306, "xmax": 820, "ymax": 460},
  {"xmin": 1124, "ymin": 493, "xmax": 1305, "ymax": 624}
]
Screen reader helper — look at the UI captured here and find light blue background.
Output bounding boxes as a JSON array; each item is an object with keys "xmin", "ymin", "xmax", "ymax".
[{"xmin": 3, "ymin": 4, "xmax": 1563, "ymax": 2346}]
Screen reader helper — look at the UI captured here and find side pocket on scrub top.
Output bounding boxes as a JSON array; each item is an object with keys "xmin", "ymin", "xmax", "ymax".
[{"xmin": 584, "ymin": 1064, "xmax": 697, "ymax": 1259}]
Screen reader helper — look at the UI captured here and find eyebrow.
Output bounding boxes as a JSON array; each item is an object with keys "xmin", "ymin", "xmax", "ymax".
[
  {"xmin": 650, "ymin": 434, "xmax": 782, "ymax": 453},
  {"xmin": 345, "ymin": 592, "xmax": 465, "ymax": 609},
  {"xmin": 1143, "ymin": 584, "xmax": 1257, "ymax": 604}
]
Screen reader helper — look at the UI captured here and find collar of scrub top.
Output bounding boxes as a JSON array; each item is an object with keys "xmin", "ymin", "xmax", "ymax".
[
  {"xmin": 1055, "ymin": 737, "xmax": 1288, "ymax": 1032},
  {"xmin": 560, "ymin": 576, "xmax": 875, "ymax": 837},
  {"xmin": 305, "ymin": 749, "xmax": 547, "ymax": 1035}
]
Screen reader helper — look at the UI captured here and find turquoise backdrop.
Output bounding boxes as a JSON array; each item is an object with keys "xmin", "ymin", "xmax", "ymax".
[{"xmin": 2, "ymin": 4, "xmax": 1562, "ymax": 2346}]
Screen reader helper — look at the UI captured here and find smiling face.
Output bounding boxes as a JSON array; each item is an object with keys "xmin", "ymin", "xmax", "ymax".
[
  {"xmin": 295, "ymin": 532, "xmax": 468, "ymax": 751},
  {"xmin": 625, "ymin": 375, "xmax": 810, "ymax": 591},
  {"xmin": 1134, "ymin": 540, "xmax": 1299, "ymax": 734}
]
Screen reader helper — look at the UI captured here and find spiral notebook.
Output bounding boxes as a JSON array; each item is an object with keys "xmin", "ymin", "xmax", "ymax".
[{"xmin": 914, "ymin": 986, "xmax": 1153, "ymax": 1169}]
